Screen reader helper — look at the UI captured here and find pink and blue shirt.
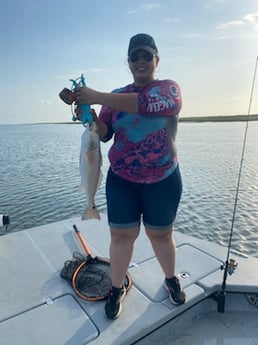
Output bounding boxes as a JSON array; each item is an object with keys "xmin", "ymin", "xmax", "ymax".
[{"xmin": 99, "ymin": 79, "xmax": 182, "ymax": 183}]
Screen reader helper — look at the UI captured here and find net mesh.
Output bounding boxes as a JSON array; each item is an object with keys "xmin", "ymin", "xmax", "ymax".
[
  {"xmin": 74, "ymin": 260, "xmax": 112, "ymax": 298},
  {"xmin": 60, "ymin": 252, "xmax": 86, "ymax": 283},
  {"xmin": 61, "ymin": 252, "xmax": 131, "ymax": 300}
]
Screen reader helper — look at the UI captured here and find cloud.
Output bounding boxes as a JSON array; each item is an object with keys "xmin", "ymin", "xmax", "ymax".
[
  {"xmin": 140, "ymin": 3, "xmax": 162, "ymax": 10},
  {"xmin": 125, "ymin": 3, "xmax": 162, "ymax": 16},
  {"xmin": 163, "ymin": 17, "xmax": 179, "ymax": 23},
  {"xmin": 55, "ymin": 74, "xmax": 70, "ymax": 81},
  {"xmin": 244, "ymin": 13, "xmax": 258, "ymax": 31},
  {"xmin": 35, "ymin": 99, "xmax": 53, "ymax": 107},
  {"xmin": 55, "ymin": 68, "xmax": 105, "ymax": 82},
  {"xmin": 217, "ymin": 20, "xmax": 245, "ymax": 30},
  {"xmin": 87, "ymin": 68, "xmax": 106, "ymax": 74},
  {"xmin": 125, "ymin": 9, "xmax": 137, "ymax": 15},
  {"xmin": 217, "ymin": 12, "xmax": 258, "ymax": 32}
]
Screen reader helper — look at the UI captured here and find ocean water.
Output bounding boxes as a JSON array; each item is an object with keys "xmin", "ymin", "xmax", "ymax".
[{"xmin": 0, "ymin": 121, "xmax": 257, "ymax": 258}]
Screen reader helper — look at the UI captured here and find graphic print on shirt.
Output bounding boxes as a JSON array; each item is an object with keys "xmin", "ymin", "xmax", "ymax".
[{"xmin": 146, "ymin": 86, "xmax": 176, "ymax": 113}]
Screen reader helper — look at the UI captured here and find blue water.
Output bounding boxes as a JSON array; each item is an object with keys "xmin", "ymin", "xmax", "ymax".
[{"xmin": 0, "ymin": 122, "xmax": 257, "ymax": 258}]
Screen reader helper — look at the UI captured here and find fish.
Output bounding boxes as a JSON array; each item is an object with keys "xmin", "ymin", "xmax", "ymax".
[{"xmin": 79, "ymin": 121, "xmax": 102, "ymax": 220}]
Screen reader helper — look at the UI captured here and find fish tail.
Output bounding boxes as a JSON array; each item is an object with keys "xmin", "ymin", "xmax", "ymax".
[{"xmin": 81, "ymin": 206, "xmax": 100, "ymax": 220}]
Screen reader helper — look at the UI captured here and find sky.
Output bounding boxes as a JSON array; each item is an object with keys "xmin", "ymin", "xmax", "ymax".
[{"xmin": 1, "ymin": 0, "xmax": 258, "ymax": 124}]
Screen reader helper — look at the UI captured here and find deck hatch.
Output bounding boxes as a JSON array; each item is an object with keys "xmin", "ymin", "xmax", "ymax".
[
  {"xmin": 0, "ymin": 294, "xmax": 98, "ymax": 345},
  {"xmin": 131, "ymin": 244, "xmax": 222, "ymax": 302}
]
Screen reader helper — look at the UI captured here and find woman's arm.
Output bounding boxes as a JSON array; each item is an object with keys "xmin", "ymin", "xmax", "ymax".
[
  {"xmin": 74, "ymin": 79, "xmax": 182, "ymax": 117},
  {"xmin": 91, "ymin": 110, "xmax": 108, "ymax": 139},
  {"xmin": 74, "ymin": 87, "xmax": 138, "ymax": 114}
]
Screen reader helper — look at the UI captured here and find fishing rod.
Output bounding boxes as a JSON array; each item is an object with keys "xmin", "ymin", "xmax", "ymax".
[{"xmin": 216, "ymin": 55, "xmax": 258, "ymax": 313}]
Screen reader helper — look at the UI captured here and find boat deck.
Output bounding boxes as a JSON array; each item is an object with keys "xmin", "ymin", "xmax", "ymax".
[{"xmin": 0, "ymin": 213, "xmax": 258, "ymax": 345}]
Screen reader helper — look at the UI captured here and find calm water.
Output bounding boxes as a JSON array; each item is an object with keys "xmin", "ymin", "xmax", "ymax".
[{"xmin": 0, "ymin": 122, "xmax": 257, "ymax": 258}]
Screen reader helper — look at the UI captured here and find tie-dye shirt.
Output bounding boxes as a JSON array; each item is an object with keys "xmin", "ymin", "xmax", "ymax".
[{"xmin": 99, "ymin": 79, "xmax": 182, "ymax": 183}]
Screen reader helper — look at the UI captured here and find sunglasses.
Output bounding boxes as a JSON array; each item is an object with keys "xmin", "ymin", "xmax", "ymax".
[{"xmin": 128, "ymin": 50, "xmax": 155, "ymax": 63}]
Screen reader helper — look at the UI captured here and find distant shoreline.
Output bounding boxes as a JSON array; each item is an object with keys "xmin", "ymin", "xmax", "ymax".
[
  {"xmin": 179, "ymin": 114, "xmax": 258, "ymax": 122},
  {"xmin": 56, "ymin": 114, "xmax": 258, "ymax": 124},
  {"xmin": 1, "ymin": 114, "xmax": 258, "ymax": 126},
  {"xmin": 55, "ymin": 114, "xmax": 258, "ymax": 124}
]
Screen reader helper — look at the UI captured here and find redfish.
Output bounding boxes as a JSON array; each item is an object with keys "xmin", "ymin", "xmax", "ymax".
[{"xmin": 80, "ymin": 122, "xmax": 102, "ymax": 220}]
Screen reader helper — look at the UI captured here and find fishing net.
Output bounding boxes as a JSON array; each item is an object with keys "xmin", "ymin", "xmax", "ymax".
[{"xmin": 61, "ymin": 252, "xmax": 132, "ymax": 301}]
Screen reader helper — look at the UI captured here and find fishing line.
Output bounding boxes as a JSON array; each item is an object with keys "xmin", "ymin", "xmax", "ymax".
[{"xmin": 218, "ymin": 56, "xmax": 258, "ymax": 312}]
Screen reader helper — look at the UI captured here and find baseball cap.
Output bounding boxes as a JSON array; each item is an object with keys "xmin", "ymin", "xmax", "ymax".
[{"xmin": 128, "ymin": 33, "xmax": 158, "ymax": 56}]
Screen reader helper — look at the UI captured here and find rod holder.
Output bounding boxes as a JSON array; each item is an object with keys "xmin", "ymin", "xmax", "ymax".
[{"xmin": 217, "ymin": 291, "xmax": 226, "ymax": 313}]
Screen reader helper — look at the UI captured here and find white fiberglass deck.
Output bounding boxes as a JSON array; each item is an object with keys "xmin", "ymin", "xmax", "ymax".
[{"xmin": 0, "ymin": 213, "xmax": 258, "ymax": 345}]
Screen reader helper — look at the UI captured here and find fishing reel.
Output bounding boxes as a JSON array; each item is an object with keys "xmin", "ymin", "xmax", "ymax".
[
  {"xmin": 227, "ymin": 258, "xmax": 238, "ymax": 275},
  {"xmin": 220, "ymin": 258, "xmax": 238, "ymax": 275},
  {"xmin": 215, "ymin": 258, "xmax": 239, "ymax": 313},
  {"xmin": 59, "ymin": 74, "xmax": 93, "ymax": 126},
  {"xmin": 0, "ymin": 214, "xmax": 10, "ymax": 229}
]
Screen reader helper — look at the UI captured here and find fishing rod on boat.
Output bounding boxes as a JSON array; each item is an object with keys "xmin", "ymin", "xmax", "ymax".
[{"xmin": 216, "ymin": 55, "xmax": 258, "ymax": 313}]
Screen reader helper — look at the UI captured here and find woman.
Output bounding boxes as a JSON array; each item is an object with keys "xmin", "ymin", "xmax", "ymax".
[{"xmin": 75, "ymin": 33, "xmax": 186, "ymax": 319}]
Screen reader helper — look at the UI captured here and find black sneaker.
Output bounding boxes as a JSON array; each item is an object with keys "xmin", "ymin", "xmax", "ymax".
[
  {"xmin": 164, "ymin": 276, "xmax": 186, "ymax": 305},
  {"xmin": 105, "ymin": 286, "xmax": 126, "ymax": 319}
]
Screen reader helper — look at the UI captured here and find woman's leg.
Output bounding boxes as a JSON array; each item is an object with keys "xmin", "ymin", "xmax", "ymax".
[
  {"xmin": 145, "ymin": 226, "xmax": 176, "ymax": 278},
  {"xmin": 145, "ymin": 225, "xmax": 186, "ymax": 305},
  {"xmin": 105, "ymin": 226, "xmax": 140, "ymax": 319},
  {"xmin": 106, "ymin": 169, "xmax": 141, "ymax": 287},
  {"xmin": 109, "ymin": 226, "xmax": 140, "ymax": 288},
  {"xmin": 141, "ymin": 167, "xmax": 182, "ymax": 278}
]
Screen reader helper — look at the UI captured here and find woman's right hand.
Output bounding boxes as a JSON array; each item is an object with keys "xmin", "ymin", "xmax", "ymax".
[{"xmin": 75, "ymin": 106, "xmax": 98, "ymax": 122}]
